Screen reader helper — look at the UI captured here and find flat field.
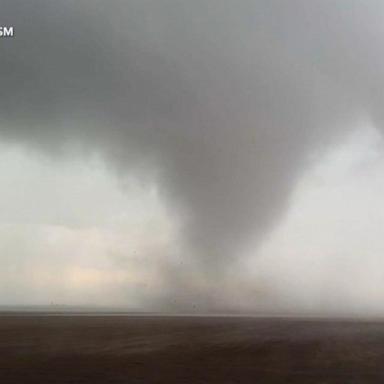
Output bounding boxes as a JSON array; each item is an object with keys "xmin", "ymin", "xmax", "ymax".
[{"xmin": 1, "ymin": 314, "xmax": 384, "ymax": 383}]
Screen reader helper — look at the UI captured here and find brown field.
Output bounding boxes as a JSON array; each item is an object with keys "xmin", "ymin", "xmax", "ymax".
[{"xmin": 1, "ymin": 314, "xmax": 384, "ymax": 383}]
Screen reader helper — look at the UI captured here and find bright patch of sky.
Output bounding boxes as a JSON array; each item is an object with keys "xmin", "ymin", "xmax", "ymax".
[
  {"xmin": 247, "ymin": 125, "xmax": 384, "ymax": 315},
  {"xmin": 0, "ymin": 143, "xmax": 179, "ymax": 307}
]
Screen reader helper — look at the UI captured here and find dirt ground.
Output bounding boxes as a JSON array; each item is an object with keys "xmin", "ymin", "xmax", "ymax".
[{"xmin": 1, "ymin": 314, "xmax": 384, "ymax": 383}]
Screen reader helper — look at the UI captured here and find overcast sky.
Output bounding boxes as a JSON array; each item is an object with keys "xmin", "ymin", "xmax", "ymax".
[{"xmin": 1, "ymin": 1, "xmax": 384, "ymax": 315}]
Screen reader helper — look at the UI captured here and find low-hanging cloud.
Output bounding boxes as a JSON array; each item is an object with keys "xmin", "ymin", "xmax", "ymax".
[{"xmin": 1, "ymin": 0, "xmax": 384, "ymax": 311}]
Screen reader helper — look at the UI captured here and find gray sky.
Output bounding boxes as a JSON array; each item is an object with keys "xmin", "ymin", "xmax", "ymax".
[{"xmin": 1, "ymin": 1, "xmax": 384, "ymax": 314}]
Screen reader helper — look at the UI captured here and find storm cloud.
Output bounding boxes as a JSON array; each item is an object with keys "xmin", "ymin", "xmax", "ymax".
[{"xmin": 1, "ymin": 1, "xmax": 384, "ymax": 312}]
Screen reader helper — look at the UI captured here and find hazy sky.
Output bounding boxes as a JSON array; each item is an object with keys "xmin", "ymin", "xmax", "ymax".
[{"xmin": 1, "ymin": 1, "xmax": 384, "ymax": 314}]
